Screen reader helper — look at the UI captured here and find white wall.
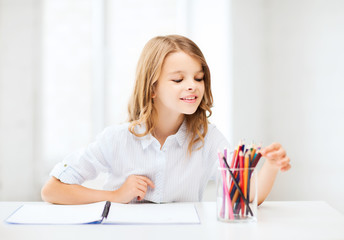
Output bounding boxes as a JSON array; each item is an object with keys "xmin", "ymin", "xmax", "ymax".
[
  {"xmin": 232, "ymin": 0, "xmax": 267, "ymax": 142},
  {"xmin": 0, "ymin": 0, "xmax": 41, "ymax": 200},
  {"xmin": 39, "ymin": 0, "xmax": 94, "ymax": 186},
  {"xmin": 105, "ymin": 0, "xmax": 232, "ymax": 140},
  {"xmin": 1, "ymin": 0, "xmax": 343, "ymax": 214},
  {"xmin": 232, "ymin": 0, "xmax": 344, "ymax": 213},
  {"xmin": 0, "ymin": 0, "xmax": 233, "ymax": 199},
  {"xmin": 266, "ymin": 0, "xmax": 344, "ymax": 213}
]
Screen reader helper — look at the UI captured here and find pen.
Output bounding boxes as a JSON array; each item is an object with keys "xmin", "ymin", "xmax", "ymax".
[{"xmin": 101, "ymin": 201, "xmax": 111, "ymax": 220}]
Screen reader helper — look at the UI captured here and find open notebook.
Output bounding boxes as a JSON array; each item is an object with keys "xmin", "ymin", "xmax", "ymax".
[{"xmin": 5, "ymin": 201, "xmax": 200, "ymax": 225}]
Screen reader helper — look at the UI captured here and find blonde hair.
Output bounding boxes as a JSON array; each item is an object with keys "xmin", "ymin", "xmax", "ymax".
[{"xmin": 128, "ymin": 35, "xmax": 213, "ymax": 154}]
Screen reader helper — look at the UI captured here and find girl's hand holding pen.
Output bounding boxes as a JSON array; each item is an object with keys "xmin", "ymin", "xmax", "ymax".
[
  {"xmin": 260, "ymin": 142, "xmax": 291, "ymax": 172},
  {"xmin": 114, "ymin": 175, "xmax": 155, "ymax": 203}
]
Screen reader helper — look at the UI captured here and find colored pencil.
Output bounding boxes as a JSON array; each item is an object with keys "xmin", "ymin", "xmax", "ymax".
[
  {"xmin": 221, "ymin": 154, "xmax": 254, "ymax": 217},
  {"xmin": 218, "ymin": 152, "xmax": 234, "ymax": 220}
]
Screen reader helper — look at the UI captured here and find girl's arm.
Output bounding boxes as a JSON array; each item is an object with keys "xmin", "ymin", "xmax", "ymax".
[
  {"xmin": 41, "ymin": 175, "xmax": 155, "ymax": 205},
  {"xmin": 255, "ymin": 142, "xmax": 291, "ymax": 205}
]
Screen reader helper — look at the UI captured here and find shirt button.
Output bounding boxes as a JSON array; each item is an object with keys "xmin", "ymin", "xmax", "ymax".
[{"xmin": 64, "ymin": 164, "xmax": 67, "ymax": 167}]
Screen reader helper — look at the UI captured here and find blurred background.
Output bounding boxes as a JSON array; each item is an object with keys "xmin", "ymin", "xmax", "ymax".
[{"xmin": 0, "ymin": 0, "xmax": 343, "ymax": 213}]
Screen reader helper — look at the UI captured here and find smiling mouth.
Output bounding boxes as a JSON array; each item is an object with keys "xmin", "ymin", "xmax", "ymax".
[{"xmin": 180, "ymin": 96, "xmax": 197, "ymax": 100}]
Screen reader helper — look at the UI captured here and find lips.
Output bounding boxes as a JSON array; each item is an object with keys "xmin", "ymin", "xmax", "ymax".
[{"xmin": 180, "ymin": 95, "xmax": 198, "ymax": 103}]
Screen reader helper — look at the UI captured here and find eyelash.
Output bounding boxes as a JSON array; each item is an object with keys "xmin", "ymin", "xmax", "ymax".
[
  {"xmin": 172, "ymin": 78, "xmax": 204, "ymax": 83},
  {"xmin": 172, "ymin": 79, "xmax": 182, "ymax": 83}
]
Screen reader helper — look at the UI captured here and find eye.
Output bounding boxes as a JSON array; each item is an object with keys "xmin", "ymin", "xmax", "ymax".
[
  {"xmin": 195, "ymin": 78, "xmax": 204, "ymax": 82},
  {"xmin": 172, "ymin": 79, "xmax": 183, "ymax": 83}
]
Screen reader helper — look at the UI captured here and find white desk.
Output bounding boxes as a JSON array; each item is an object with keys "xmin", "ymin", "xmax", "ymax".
[{"xmin": 1, "ymin": 201, "xmax": 343, "ymax": 240}]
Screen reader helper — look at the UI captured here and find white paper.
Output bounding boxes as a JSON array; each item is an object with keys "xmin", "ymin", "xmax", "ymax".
[
  {"xmin": 105, "ymin": 203, "xmax": 200, "ymax": 224},
  {"xmin": 5, "ymin": 202, "xmax": 200, "ymax": 225},
  {"xmin": 5, "ymin": 202, "xmax": 106, "ymax": 224}
]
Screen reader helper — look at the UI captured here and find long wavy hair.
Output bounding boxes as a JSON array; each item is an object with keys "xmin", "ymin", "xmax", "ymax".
[{"xmin": 128, "ymin": 35, "xmax": 213, "ymax": 154}]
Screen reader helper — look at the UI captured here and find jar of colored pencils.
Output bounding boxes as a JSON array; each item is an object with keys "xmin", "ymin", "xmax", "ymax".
[
  {"xmin": 216, "ymin": 148, "xmax": 259, "ymax": 223},
  {"xmin": 217, "ymin": 167, "xmax": 257, "ymax": 222}
]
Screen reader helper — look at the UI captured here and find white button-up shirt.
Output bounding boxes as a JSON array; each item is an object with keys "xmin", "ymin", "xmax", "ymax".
[{"xmin": 50, "ymin": 121, "xmax": 229, "ymax": 203}]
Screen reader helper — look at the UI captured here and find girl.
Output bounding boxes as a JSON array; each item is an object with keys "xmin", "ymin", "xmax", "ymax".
[{"xmin": 41, "ymin": 35, "xmax": 291, "ymax": 205}]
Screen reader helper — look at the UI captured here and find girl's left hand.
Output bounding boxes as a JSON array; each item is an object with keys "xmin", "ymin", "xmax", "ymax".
[{"xmin": 260, "ymin": 142, "xmax": 291, "ymax": 172}]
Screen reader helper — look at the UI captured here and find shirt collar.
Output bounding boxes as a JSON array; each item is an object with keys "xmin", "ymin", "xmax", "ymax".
[
  {"xmin": 175, "ymin": 120, "xmax": 188, "ymax": 147},
  {"xmin": 137, "ymin": 120, "xmax": 188, "ymax": 150},
  {"xmin": 134, "ymin": 123, "xmax": 154, "ymax": 150}
]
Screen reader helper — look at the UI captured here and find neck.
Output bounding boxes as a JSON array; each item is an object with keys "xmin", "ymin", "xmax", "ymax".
[{"xmin": 153, "ymin": 113, "xmax": 184, "ymax": 148}]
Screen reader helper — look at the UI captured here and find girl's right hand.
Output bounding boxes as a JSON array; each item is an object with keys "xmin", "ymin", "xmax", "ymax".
[{"xmin": 114, "ymin": 175, "xmax": 155, "ymax": 203}]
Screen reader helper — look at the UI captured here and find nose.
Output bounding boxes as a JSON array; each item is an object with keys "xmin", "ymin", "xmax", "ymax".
[{"xmin": 186, "ymin": 79, "xmax": 196, "ymax": 91}]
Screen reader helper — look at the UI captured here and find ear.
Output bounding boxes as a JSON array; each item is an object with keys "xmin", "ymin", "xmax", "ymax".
[
  {"xmin": 151, "ymin": 89, "xmax": 156, "ymax": 98},
  {"xmin": 151, "ymin": 84, "xmax": 156, "ymax": 98}
]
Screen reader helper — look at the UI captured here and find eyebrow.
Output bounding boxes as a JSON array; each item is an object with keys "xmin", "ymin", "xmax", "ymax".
[{"xmin": 168, "ymin": 70, "xmax": 204, "ymax": 75}]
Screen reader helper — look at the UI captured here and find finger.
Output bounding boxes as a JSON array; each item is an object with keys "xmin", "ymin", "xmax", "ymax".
[
  {"xmin": 136, "ymin": 179, "xmax": 148, "ymax": 188},
  {"xmin": 264, "ymin": 148, "xmax": 286, "ymax": 160},
  {"xmin": 136, "ymin": 179, "xmax": 151, "ymax": 193},
  {"xmin": 281, "ymin": 164, "xmax": 291, "ymax": 172},
  {"xmin": 137, "ymin": 176, "xmax": 155, "ymax": 188},
  {"xmin": 136, "ymin": 189, "xmax": 147, "ymax": 201},
  {"xmin": 261, "ymin": 142, "xmax": 281, "ymax": 155},
  {"xmin": 279, "ymin": 156, "xmax": 291, "ymax": 171},
  {"xmin": 277, "ymin": 156, "xmax": 290, "ymax": 167}
]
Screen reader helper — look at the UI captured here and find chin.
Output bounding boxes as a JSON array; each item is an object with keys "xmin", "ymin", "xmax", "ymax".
[{"xmin": 182, "ymin": 108, "xmax": 198, "ymax": 115}]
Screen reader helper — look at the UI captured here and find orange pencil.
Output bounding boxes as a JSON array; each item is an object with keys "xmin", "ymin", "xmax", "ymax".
[
  {"xmin": 231, "ymin": 188, "xmax": 240, "ymax": 208},
  {"xmin": 250, "ymin": 147, "xmax": 256, "ymax": 164},
  {"xmin": 239, "ymin": 151, "xmax": 245, "ymax": 215},
  {"xmin": 242, "ymin": 150, "xmax": 249, "ymax": 215},
  {"xmin": 244, "ymin": 150, "xmax": 250, "ymax": 199}
]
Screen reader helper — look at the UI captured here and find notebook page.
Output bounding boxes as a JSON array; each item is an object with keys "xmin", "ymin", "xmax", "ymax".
[
  {"xmin": 105, "ymin": 203, "xmax": 200, "ymax": 224},
  {"xmin": 6, "ymin": 202, "xmax": 106, "ymax": 224}
]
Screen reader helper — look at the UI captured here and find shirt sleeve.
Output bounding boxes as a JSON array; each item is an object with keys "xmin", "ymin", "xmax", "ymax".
[
  {"xmin": 205, "ymin": 125, "xmax": 231, "ymax": 181},
  {"xmin": 50, "ymin": 127, "xmax": 115, "ymax": 185}
]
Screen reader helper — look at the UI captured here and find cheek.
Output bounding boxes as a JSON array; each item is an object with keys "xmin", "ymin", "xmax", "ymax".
[
  {"xmin": 159, "ymin": 85, "xmax": 178, "ymax": 101},
  {"xmin": 199, "ymin": 83, "xmax": 205, "ymax": 97}
]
